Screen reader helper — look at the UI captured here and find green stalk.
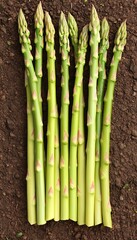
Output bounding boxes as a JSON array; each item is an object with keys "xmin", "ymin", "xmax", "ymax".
[
  {"xmin": 101, "ymin": 21, "xmax": 127, "ymax": 228},
  {"xmin": 86, "ymin": 5, "xmax": 100, "ymax": 227},
  {"xmin": 77, "ymin": 83, "xmax": 85, "ymax": 225},
  {"xmin": 34, "ymin": 1, "xmax": 44, "ymax": 114},
  {"xmin": 68, "ymin": 13, "xmax": 85, "ymax": 225},
  {"xmin": 25, "ymin": 72, "xmax": 36, "ymax": 225},
  {"xmin": 34, "ymin": 2, "xmax": 46, "ymax": 202},
  {"xmin": 18, "ymin": 10, "xmax": 46, "ymax": 225},
  {"xmin": 68, "ymin": 13, "xmax": 78, "ymax": 60},
  {"xmin": 59, "ymin": 12, "xmax": 70, "ymax": 220},
  {"xmin": 45, "ymin": 12, "xmax": 57, "ymax": 221},
  {"xmin": 70, "ymin": 25, "xmax": 88, "ymax": 221},
  {"xmin": 95, "ymin": 18, "xmax": 109, "ymax": 226},
  {"xmin": 54, "ymin": 115, "xmax": 60, "ymax": 221}
]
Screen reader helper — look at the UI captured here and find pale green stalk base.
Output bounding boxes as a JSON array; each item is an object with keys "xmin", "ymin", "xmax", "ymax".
[
  {"xmin": 54, "ymin": 117, "xmax": 60, "ymax": 221},
  {"xmin": 78, "ymin": 84, "xmax": 85, "ymax": 225},
  {"xmin": 26, "ymin": 73, "xmax": 36, "ymax": 225},
  {"xmin": 94, "ymin": 161, "xmax": 102, "ymax": 225}
]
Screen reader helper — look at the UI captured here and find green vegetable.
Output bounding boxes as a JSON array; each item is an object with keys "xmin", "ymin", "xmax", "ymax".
[
  {"xmin": 45, "ymin": 11, "xmax": 57, "ymax": 221},
  {"xmin": 69, "ymin": 25, "xmax": 88, "ymax": 221},
  {"xmin": 101, "ymin": 20, "xmax": 127, "ymax": 228},
  {"xmin": 95, "ymin": 18, "xmax": 109, "ymax": 226},
  {"xmin": 68, "ymin": 13, "xmax": 86, "ymax": 225},
  {"xmin": 59, "ymin": 12, "xmax": 70, "ymax": 220},
  {"xmin": 18, "ymin": 9, "xmax": 46, "ymax": 225},
  {"xmin": 86, "ymin": 5, "xmax": 100, "ymax": 227}
]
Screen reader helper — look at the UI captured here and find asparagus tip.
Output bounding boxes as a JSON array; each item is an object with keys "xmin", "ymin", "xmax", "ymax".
[
  {"xmin": 60, "ymin": 11, "xmax": 65, "ymax": 19},
  {"xmin": 60, "ymin": 11, "xmax": 68, "ymax": 28},
  {"xmin": 78, "ymin": 24, "xmax": 89, "ymax": 51},
  {"xmin": 18, "ymin": 8, "xmax": 24, "ymax": 21},
  {"xmin": 18, "ymin": 8, "xmax": 28, "ymax": 32},
  {"xmin": 35, "ymin": 1, "xmax": 44, "ymax": 20},
  {"xmin": 68, "ymin": 12, "xmax": 74, "ymax": 22},
  {"xmin": 114, "ymin": 20, "xmax": 127, "ymax": 51},
  {"xmin": 59, "ymin": 11, "xmax": 69, "ymax": 45},
  {"xmin": 90, "ymin": 5, "xmax": 100, "ymax": 33},
  {"xmin": 100, "ymin": 17, "xmax": 109, "ymax": 49},
  {"xmin": 67, "ymin": 12, "xmax": 78, "ymax": 40},
  {"xmin": 45, "ymin": 11, "xmax": 55, "ymax": 42},
  {"xmin": 68, "ymin": 12, "xmax": 72, "ymax": 19}
]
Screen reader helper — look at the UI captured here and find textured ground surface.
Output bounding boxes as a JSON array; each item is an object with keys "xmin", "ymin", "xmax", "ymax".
[{"xmin": 0, "ymin": 0, "xmax": 137, "ymax": 239}]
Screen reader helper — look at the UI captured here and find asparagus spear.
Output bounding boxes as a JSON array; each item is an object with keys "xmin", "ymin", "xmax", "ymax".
[
  {"xmin": 70, "ymin": 25, "xmax": 88, "ymax": 221},
  {"xmin": 95, "ymin": 18, "xmax": 109, "ymax": 226},
  {"xmin": 59, "ymin": 12, "xmax": 70, "ymax": 220},
  {"xmin": 101, "ymin": 21, "xmax": 127, "ymax": 228},
  {"xmin": 18, "ymin": 9, "xmax": 46, "ymax": 225},
  {"xmin": 68, "ymin": 13, "xmax": 86, "ymax": 225},
  {"xmin": 86, "ymin": 5, "xmax": 100, "ymax": 227},
  {"xmin": 34, "ymin": 1, "xmax": 44, "ymax": 114},
  {"xmin": 54, "ymin": 115, "xmax": 60, "ymax": 221},
  {"xmin": 25, "ymin": 72, "xmax": 36, "ymax": 225},
  {"xmin": 45, "ymin": 12, "xmax": 57, "ymax": 221}
]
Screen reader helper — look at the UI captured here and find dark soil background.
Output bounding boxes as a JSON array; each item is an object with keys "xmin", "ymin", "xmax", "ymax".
[{"xmin": 0, "ymin": 0, "xmax": 137, "ymax": 239}]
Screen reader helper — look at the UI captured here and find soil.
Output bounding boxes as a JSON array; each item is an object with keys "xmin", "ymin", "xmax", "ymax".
[{"xmin": 0, "ymin": 0, "xmax": 137, "ymax": 240}]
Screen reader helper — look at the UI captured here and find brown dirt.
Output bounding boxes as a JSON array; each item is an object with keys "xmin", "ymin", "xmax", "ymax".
[{"xmin": 0, "ymin": 0, "xmax": 137, "ymax": 239}]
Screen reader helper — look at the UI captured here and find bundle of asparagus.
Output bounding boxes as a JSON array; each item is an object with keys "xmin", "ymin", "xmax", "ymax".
[{"xmin": 18, "ymin": 2, "xmax": 127, "ymax": 227}]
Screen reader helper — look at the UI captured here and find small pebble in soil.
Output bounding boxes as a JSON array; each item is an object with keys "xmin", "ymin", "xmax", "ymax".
[
  {"xmin": 1, "ymin": 94, "xmax": 6, "ymax": 100},
  {"xmin": 115, "ymin": 177, "xmax": 122, "ymax": 188},
  {"xmin": 75, "ymin": 232, "xmax": 81, "ymax": 239},
  {"xmin": 22, "ymin": 236, "xmax": 27, "ymax": 240},
  {"xmin": 14, "ymin": 173, "xmax": 20, "ymax": 179},
  {"xmin": 10, "ymin": 52, "xmax": 14, "ymax": 57},
  {"xmin": 24, "ymin": 9, "xmax": 29, "ymax": 14},
  {"xmin": 16, "ymin": 232, "xmax": 23, "ymax": 238},
  {"xmin": 131, "ymin": 129, "xmax": 137, "ymax": 137},
  {"xmin": 82, "ymin": 234, "xmax": 88, "ymax": 240},
  {"xmin": 6, "ymin": 119, "xmax": 14, "ymax": 130},
  {"xmin": 18, "ymin": 151, "xmax": 23, "ymax": 158},
  {"xmin": 10, "ymin": 132, "xmax": 15, "ymax": 138},
  {"xmin": 120, "ymin": 195, "xmax": 124, "ymax": 201},
  {"xmin": 7, "ymin": 41, "xmax": 11, "ymax": 46},
  {"xmin": 16, "ymin": 191, "xmax": 21, "ymax": 198},
  {"xmin": 118, "ymin": 142, "xmax": 126, "ymax": 150}
]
